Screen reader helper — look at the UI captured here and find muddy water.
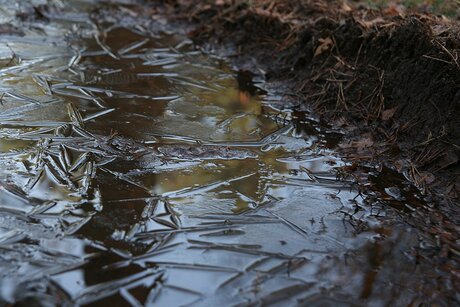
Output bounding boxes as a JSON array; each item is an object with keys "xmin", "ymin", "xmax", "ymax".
[{"xmin": 0, "ymin": 1, "xmax": 438, "ymax": 306}]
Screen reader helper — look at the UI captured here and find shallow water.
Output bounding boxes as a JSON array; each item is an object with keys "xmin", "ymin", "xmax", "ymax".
[{"xmin": 0, "ymin": 1, "xmax": 446, "ymax": 306}]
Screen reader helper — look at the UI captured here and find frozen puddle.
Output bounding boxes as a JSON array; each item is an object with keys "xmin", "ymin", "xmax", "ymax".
[{"xmin": 0, "ymin": 1, "xmax": 423, "ymax": 306}]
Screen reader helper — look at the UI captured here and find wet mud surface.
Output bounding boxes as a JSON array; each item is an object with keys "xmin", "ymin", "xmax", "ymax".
[{"xmin": 0, "ymin": 1, "xmax": 459, "ymax": 306}]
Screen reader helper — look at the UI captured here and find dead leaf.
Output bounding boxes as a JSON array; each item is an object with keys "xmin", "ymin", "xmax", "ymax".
[
  {"xmin": 215, "ymin": 0, "xmax": 225, "ymax": 5},
  {"xmin": 394, "ymin": 159, "xmax": 406, "ymax": 172},
  {"xmin": 342, "ymin": 1, "xmax": 353, "ymax": 12},
  {"xmin": 314, "ymin": 37, "xmax": 334, "ymax": 57},
  {"xmin": 341, "ymin": 1, "xmax": 352, "ymax": 12},
  {"xmin": 383, "ymin": 4, "xmax": 405, "ymax": 17},
  {"xmin": 339, "ymin": 134, "xmax": 374, "ymax": 150},
  {"xmin": 333, "ymin": 116, "xmax": 347, "ymax": 127},
  {"xmin": 353, "ymin": 137, "xmax": 374, "ymax": 149},
  {"xmin": 357, "ymin": 17, "xmax": 385, "ymax": 29},
  {"xmin": 418, "ymin": 171, "xmax": 436, "ymax": 185},
  {"xmin": 381, "ymin": 107, "xmax": 397, "ymax": 121}
]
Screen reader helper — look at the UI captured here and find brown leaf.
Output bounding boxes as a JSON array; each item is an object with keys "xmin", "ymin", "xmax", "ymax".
[
  {"xmin": 393, "ymin": 159, "xmax": 406, "ymax": 172},
  {"xmin": 339, "ymin": 135, "xmax": 374, "ymax": 150},
  {"xmin": 353, "ymin": 137, "xmax": 374, "ymax": 149},
  {"xmin": 332, "ymin": 116, "xmax": 347, "ymax": 128},
  {"xmin": 381, "ymin": 107, "xmax": 397, "ymax": 121},
  {"xmin": 418, "ymin": 171, "xmax": 436, "ymax": 185},
  {"xmin": 314, "ymin": 37, "xmax": 333, "ymax": 57},
  {"xmin": 341, "ymin": 1, "xmax": 352, "ymax": 12},
  {"xmin": 383, "ymin": 4, "xmax": 405, "ymax": 17},
  {"xmin": 357, "ymin": 17, "xmax": 385, "ymax": 29}
]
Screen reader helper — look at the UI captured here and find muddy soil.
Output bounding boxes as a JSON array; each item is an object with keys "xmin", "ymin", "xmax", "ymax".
[{"xmin": 0, "ymin": 0, "xmax": 459, "ymax": 306}]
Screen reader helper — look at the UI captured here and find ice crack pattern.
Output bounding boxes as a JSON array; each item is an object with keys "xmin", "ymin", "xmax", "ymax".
[{"xmin": 0, "ymin": 1, "xmax": 425, "ymax": 306}]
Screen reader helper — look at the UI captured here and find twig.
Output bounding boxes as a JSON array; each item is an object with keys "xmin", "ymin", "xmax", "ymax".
[{"xmin": 434, "ymin": 40, "xmax": 459, "ymax": 69}]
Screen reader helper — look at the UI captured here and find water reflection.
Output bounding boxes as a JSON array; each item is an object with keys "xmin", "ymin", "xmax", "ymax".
[
  {"xmin": 0, "ymin": 1, "xmax": 432, "ymax": 306},
  {"xmin": 0, "ymin": 6, "xmax": 357, "ymax": 303}
]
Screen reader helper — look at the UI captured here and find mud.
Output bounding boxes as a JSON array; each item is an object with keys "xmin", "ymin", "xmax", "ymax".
[{"xmin": 0, "ymin": 0, "xmax": 459, "ymax": 306}]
